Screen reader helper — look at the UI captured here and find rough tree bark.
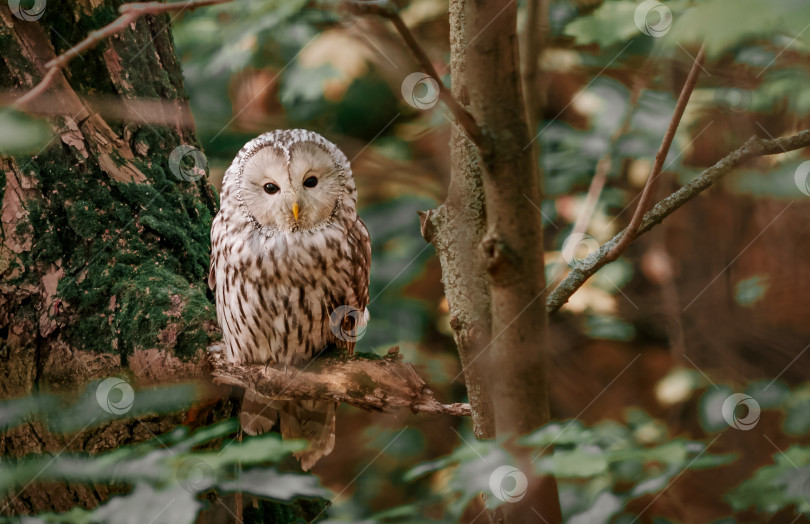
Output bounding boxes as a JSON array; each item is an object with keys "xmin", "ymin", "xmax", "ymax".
[
  {"xmin": 418, "ymin": 2, "xmax": 496, "ymax": 441},
  {"xmin": 420, "ymin": 0, "xmax": 562, "ymax": 521},
  {"xmin": 0, "ymin": 0, "xmax": 220, "ymax": 514},
  {"xmin": 461, "ymin": 2, "xmax": 560, "ymax": 521}
]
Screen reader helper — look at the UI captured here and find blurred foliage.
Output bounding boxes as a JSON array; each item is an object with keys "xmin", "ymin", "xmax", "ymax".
[
  {"xmin": 9, "ymin": 375, "xmax": 810, "ymax": 522},
  {"xmin": 0, "ymin": 381, "xmax": 327, "ymax": 523},
  {"xmin": 0, "ymin": 110, "xmax": 52, "ymax": 155}
]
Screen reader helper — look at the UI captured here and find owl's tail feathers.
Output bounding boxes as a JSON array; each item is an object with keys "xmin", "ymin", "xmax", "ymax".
[
  {"xmin": 240, "ymin": 389, "xmax": 279, "ymax": 436},
  {"xmin": 239, "ymin": 392, "xmax": 336, "ymax": 471},
  {"xmin": 279, "ymin": 400, "xmax": 336, "ymax": 471}
]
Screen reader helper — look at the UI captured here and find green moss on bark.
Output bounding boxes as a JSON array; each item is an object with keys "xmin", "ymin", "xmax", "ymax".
[{"xmin": 1, "ymin": 0, "xmax": 220, "ymax": 361}]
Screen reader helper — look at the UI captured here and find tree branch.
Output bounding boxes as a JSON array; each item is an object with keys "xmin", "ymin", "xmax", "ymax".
[
  {"xmin": 546, "ymin": 129, "xmax": 810, "ymax": 314},
  {"xmin": 555, "ymin": 80, "xmax": 644, "ymax": 283},
  {"xmin": 207, "ymin": 345, "xmax": 472, "ymax": 417},
  {"xmin": 346, "ymin": 0, "xmax": 488, "ymax": 153},
  {"xmin": 600, "ymin": 45, "xmax": 706, "ymax": 265},
  {"xmin": 12, "ymin": 0, "xmax": 233, "ymax": 109}
]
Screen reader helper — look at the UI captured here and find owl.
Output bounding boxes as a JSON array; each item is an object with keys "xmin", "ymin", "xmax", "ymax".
[{"xmin": 209, "ymin": 129, "xmax": 371, "ymax": 470}]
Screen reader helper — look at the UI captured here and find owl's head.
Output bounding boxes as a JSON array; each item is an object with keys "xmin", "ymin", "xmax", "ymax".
[{"xmin": 228, "ymin": 130, "xmax": 356, "ymax": 232}]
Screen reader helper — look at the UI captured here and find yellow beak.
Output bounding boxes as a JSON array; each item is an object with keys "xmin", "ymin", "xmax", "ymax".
[{"xmin": 292, "ymin": 202, "xmax": 300, "ymax": 222}]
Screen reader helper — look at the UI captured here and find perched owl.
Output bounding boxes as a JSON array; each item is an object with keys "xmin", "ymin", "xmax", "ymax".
[{"xmin": 209, "ymin": 129, "xmax": 371, "ymax": 470}]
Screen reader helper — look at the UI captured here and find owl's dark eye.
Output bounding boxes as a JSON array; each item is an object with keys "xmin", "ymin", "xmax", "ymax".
[
  {"xmin": 303, "ymin": 176, "xmax": 318, "ymax": 188},
  {"xmin": 263, "ymin": 183, "xmax": 280, "ymax": 195}
]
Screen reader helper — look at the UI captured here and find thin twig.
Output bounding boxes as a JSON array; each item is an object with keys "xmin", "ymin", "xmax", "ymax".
[
  {"xmin": 600, "ymin": 45, "xmax": 706, "ymax": 264},
  {"xmin": 546, "ymin": 129, "xmax": 810, "ymax": 314},
  {"xmin": 347, "ymin": 0, "xmax": 488, "ymax": 153},
  {"xmin": 13, "ymin": 0, "xmax": 233, "ymax": 109},
  {"xmin": 556, "ymin": 80, "xmax": 644, "ymax": 283}
]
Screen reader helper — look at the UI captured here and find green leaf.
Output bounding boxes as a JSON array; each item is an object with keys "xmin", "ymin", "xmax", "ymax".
[
  {"xmin": 539, "ymin": 447, "xmax": 609, "ymax": 478},
  {"xmin": 190, "ymin": 433, "xmax": 306, "ymax": 471},
  {"xmin": 92, "ymin": 483, "xmax": 201, "ymax": 524},
  {"xmin": 564, "ymin": 1, "xmax": 642, "ymax": 47},
  {"xmin": 785, "ymin": 384, "xmax": 810, "ymax": 435},
  {"xmin": 0, "ymin": 109, "xmax": 53, "ymax": 155},
  {"xmin": 699, "ymin": 386, "xmax": 735, "ymax": 433},
  {"xmin": 583, "ymin": 315, "xmax": 636, "ymax": 342},
  {"xmin": 218, "ymin": 468, "xmax": 328, "ymax": 500},
  {"xmin": 663, "ymin": 0, "xmax": 810, "ymax": 59},
  {"xmin": 568, "ymin": 491, "xmax": 624, "ymax": 524},
  {"xmin": 519, "ymin": 420, "xmax": 592, "ymax": 447},
  {"xmin": 726, "ymin": 446, "xmax": 810, "ymax": 515},
  {"xmin": 746, "ymin": 380, "xmax": 789, "ymax": 409},
  {"xmin": 735, "ymin": 275, "xmax": 770, "ymax": 307}
]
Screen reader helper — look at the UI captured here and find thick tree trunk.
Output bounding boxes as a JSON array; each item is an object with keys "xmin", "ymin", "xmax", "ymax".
[
  {"xmin": 448, "ymin": 0, "xmax": 561, "ymax": 521},
  {"xmin": 419, "ymin": 0, "xmax": 496, "ymax": 441},
  {"xmin": 0, "ymin": 0, "xmax": 219, "ymax": 513}
]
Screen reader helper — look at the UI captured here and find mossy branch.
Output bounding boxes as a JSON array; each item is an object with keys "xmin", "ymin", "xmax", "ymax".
[{"xmin": 206, "ymin": 345, "xmax": 472, "ymax": 417}]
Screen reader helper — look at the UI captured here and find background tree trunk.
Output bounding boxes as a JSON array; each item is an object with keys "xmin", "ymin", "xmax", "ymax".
[
  {"xmin": 421, "ymin": 1, "xmax": 562, "ymax": 521},
  {"xmin": 420, "ymin": 0, "xmax": 496, "ymax": 441}
]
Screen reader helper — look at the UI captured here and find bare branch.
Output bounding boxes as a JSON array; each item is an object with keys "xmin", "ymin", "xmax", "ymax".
[
  {"xmin": 346, "ymin": 0, "xmax": 488, "ymax": 153},
  {"xmin": 600, "ymin": 45, "xmax": 706, "ymax": 265},
  {"xmin": 207, "ymin": 345, "xmax": 472, "ymax": 417},
  {"xmin": 13, "ymin": 0, "xmax": 233, "ymax": 109},
  {"xmin": 554, "ymin": 80, "xmax": 644, "ymax": 284},
  {"xmin": 547, "ymin": 129, "xmax": 810, "ymax": 314}
]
